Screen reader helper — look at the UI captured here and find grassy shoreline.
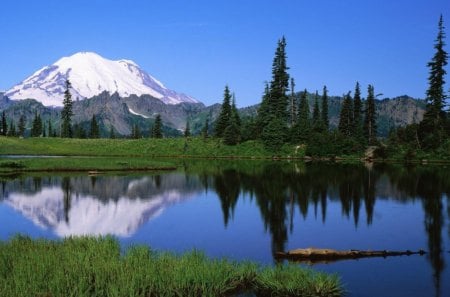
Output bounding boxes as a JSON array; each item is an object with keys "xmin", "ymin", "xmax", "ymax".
[{"xmin": 0, "ymin": 236, "xmax": 343, "ymax": 297}]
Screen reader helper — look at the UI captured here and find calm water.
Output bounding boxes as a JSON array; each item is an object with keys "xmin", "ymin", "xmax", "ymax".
[{"xmin": 0, "ymin": 161, "xmax": 449, "ymax": 297}]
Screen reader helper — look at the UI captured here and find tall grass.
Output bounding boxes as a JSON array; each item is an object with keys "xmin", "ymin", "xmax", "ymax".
[
  {"xmin": 0, "ymin": 137, "xmax": 304, "ymax": 158},
  {"xmin": 0, "ymin": 236, "xmax": 343, "ymax": 297}
]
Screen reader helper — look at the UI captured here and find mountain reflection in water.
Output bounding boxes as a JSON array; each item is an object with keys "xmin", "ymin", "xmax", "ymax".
[{"xmin": 0, "ymin": 161, "xmax": 449, "ymax": 297}]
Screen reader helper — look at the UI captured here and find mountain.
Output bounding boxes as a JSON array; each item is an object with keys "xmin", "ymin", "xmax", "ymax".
[
  {"xmin": 1, "ymin": 174, "xmax": 202, "ymax": 237},
  {"xmin": 5, "ymin": 52, "xmax": 198, "ymax": 106}
]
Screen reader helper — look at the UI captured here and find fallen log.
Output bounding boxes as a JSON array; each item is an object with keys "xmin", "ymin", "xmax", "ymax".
[{"xmin": 275, "ymin": 247, "xmax": 426, "ymax": 263}]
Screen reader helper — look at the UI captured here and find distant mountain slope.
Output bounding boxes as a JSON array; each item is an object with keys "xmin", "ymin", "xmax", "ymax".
[
  {"xmin": 0, "ymin": 91, "xmax": 425, "ymax": 138},
  {"xmin": 6, "ymin": 52, "xmax": 198, "ymax": 106}
]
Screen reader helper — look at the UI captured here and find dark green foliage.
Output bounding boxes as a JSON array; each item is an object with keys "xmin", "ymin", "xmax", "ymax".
[
  {"xmin": 90, "ymin": 115, "xmax": 100, "ymax": 138},
  {"xmin": 269, "ymin": 36, "xmax": 290, "ymax": 122},
  {"xmin": 31, "ymin": 112, "xmax": 42, "ymax": 137},
  {"xmin": 152, "ymin": 114, "xmax": 163, "ymax": 138},
  {"xmin": 353, "ymin": 82, "xmax": 363, "ymax": 137},
  {"xmin": 1, "ymin": 111, "xmax": 7, "ymax": 136},
  {"xmin": 312, "ymin": 91, "xmax": 321, "ymax": 131},
  {"xmin": 215, "ymin": 85, "xmax": 232, "ymax": 137},
  {"xmin": 73, "ymin": 123, "xmax": 87, "ymax": 139},
  {"xmin": 321, "ymin": 86, "xmax": 329, "ymax": 130},
  {"xmin": 289, "ymin": 78, "xmax": 297, "ymax": 126},
  {"xmin": 109, "ymin": 126, "xmax": 116, "ymax": 139},
  {"xmin": 231, "ymin": 96, "xmax": 241, "ymax": 128},
  {"xmin": 262, "ymin": 118, "xmax": 287, "ymax": 151},
  {"xmin": 364, "ymin": 85, "xmax": 377, "ymax": 144},
  {"xmin": 184, "ymin": 120, "xmax": 191, "ymax": 137},
  {"xmin": 42, "ymin": 122, "xmax": 46, "ymax": 137},
  {"xmin": 292, "ymin": 89, "xmax": 311, "ymax": 142},
  {"xmin": 240, "ymin": 116, "xmax": 258, "ymax": 142},
  {"xmin": 6, "ymin": 120, "xmax": 16, "ymax": 137},
  {"xmin": 338, "ymin": 92, "xmax": 353, "ymax": 137},
  {"xmin": 17, "ymin": 115, "xmax": 26, "ymax": 137},
  {"xmin": 201, "ymin": 118, "xmax": 209, "ymax": 139},
  {"xmin": 223, "ymin": 122, "xmax": 241, "ymax": 145},
  {"xmin": 131, "ymin": 123, "xmax": 141, "ymax": 139},
  {"xmin": 47, "ymin": 120, "xmax": 53, "ymax": 138},
  {"xmin": 61, "ymin": 80, "xmax": 73, "ymax": 138},
  {"xmin": 256, "ymin": 37, "xmax": 290, "ymax": 139},
  {"xmin": 420, "ymin": 15, "xmax": 448, "ymax": 149}
]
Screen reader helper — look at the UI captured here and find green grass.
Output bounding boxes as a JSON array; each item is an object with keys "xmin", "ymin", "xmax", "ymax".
[
  {"xmin": 0, "ymin": 137, "xmax": 305, "ymax": 158},
  {"xmin": 0, "ymin": 157, "xmax": 176, "ymax": 173},
  {"xmin": 0, "ymin": 236, "xmax": 343, "ymax": 297}
]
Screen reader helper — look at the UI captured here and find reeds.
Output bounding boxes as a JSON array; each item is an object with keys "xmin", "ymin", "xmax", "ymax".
[{"xmin": 0, "ymin": 236, "xmax": 343, "ymax": 297}]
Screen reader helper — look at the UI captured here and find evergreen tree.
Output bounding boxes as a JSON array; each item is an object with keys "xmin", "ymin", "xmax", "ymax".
[
  {"xmin": 133, "ymin": 124, "xmax": 141, "ymax": 139},
  {"xmin": 48, "ymin": 120, "xmax": 53, "ymax": 138},
  {"xmin": 256, "ymin": 37, "xmax": 290, "ymax": 139},
  {"xmin": 269, "ymin": 36, "xmax": 290, "ymax": 122},
  {"xmin": 294, "ymin": 89, "xmax": 310, "ymax": 141},
  {"xmin": 261, "ymin": 118, "xmax": 287, "ymax": 151},
  {"xmin": 420, "ymin": 15, "xmax": 448, "ymax": 148},
  {"xmin": 312, "ymin": 91, "xmax": 321, "ymax": 130},
  {"xmin": 223, "ymin": 121, "xmax": 241, "ymax": 145},
  {"xmin": 353, "ymin": 82, "xmax": 363, "ymax": 137},
  {"xmin": 201, "ymin": 118, "xmax": 209, "ymax": 139},
  {"xmin": 31, "ymin": 111, "xmax": 42, "ymax": 137},
  {"xmin": 90, "ymin": 115, "xmax": 100, "ymax": 138},
  {"xmin": 109, "ymin": 126, "xmax": 116, "ymax": 139},
  {"xmin": 255, "ymin": 83, "xmax": 272, "ymax": 136},
  {"xmin": 7, "ymin": 120, "xmax": 15, "ymax": 137},
  {"xmin": 321, "ymin": 86, "xmax": 329, "ymax": 130},
  {"xmin": 42, "ymin": 122, "xmax": 46, "ymax": 137},
  {"xmin": 18, "ymin": 115, "xmax": 26, "ymax": 137},
  {"xmin": 231, "ymin": 95, "xmax": 241, "ymax": 128},
  {"xmin": 215, "ymin": 85, "xmax": 232, "ymax": 137},
  {"xmin": 1, "ymin": 111, "xmax": 7, "ymax": 136},
  {"xmin": 289, "ymin": 78, "xmax": 297, "ymax": 126},
  {"xmin": 184, "ymin": 121, "xmax": 191, "ymax": 137},
  {"xmin": 152, "ymin": 114, "xmax": 163, "ymax": 138},
  {"xmin": 364, "ymin": 85, "xmax": 377, "ymax": 144},
  {"xmin": 338, "ymin": 92, "xmax": 354, "ymax": 137},
  {"xmin": 61, "ymin": 80, "xmax": 73, "ymax": 138}
]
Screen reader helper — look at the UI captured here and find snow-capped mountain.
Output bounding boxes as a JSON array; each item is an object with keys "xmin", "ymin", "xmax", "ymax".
[{"xmin": 6, "ymin": 52, "xmax": 198, "ymax": 106}]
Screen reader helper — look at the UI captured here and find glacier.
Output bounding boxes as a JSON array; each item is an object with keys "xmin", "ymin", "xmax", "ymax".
[{"xmin": 5, "ymin": 52, "xmax": 198, "ymax": 107}]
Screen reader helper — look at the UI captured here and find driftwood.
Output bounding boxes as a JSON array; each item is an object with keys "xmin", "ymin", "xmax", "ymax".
[{"xmin": 275, "ymin": 248, "xmax": 426, "ymax": 264}]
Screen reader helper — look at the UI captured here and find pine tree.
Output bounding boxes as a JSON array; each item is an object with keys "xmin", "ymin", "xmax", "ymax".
[
  {"xmin": 18, "ymin": 115, "xmax": 26, "ymax": 137},
  {"xmin": 312, "ymin": 91, "xmax": 321, "ymax": 130},
  {"xmin": 269, "ymin": 36, "xmax": 290, "ymax": 122},
  {"xmin": 338, "ymin": 92, "xmax": 354, "ymax": 137},
  {"xmin": 31, "ymin": 112, "xmax": 42, "ymax": 137},
  {"xmin": 90, "ymin": 115, "xmax": 100, "ymax": 138},
  {"xmin": 202, "ymin": 118, "xmax": 209, "ymax": 139},
  {"xmin": 7, "ymin": 120, "xmax": 15, "ymax": 137},
  {"xmin": 109, "ymin": 126, "xmax": 116, "ymax": 139},
  {"xmin": 152, "ymin": 114, "xmax": 163, "ymax": 138},
  {"xmin": 184, "ymin": 121, "xmax": 191, "ymax": 137},
  {"xmin": 353, "ymin": 82, "xmax": 363, "ymax": 137},
  {"xmin": 133, "ymin": 124, "xmax": 141, "ymax": 139},
  {"xmin": 1, "ymin": 111, "xmax": 7, "ymax": 136},
  {"xmin": 224, "ymin": 95, "xmax": 241, "ymax": 145},
  {"xmin": 42, "ymin": 122, "xmax": 46, "ymax": 137},
  {"xmin": 321, "ymin": 86, "xmax": 329, "ymax": 131},
  {"xmin": 289, "ymin": 78, "xmax": 297, "ymax": 126},
  {"xmin": 298, "ymin": 89, "xmax": 310, "ymax": 128},
  {"xmin": 215, "ymin": 85, "xmax": 232, "ymax": 137},
  {"xmin": 61, "ymin": 80, "xmax": 73, "ymax": 138},
  {"xmin": 48, "ymin": 120, "xmax": 53, "ymax": 138},
  {"xmin": 420, "ymin": 15, "xmax": 448, "ymax": 148},
  {"xmin": 231, "ymin": 94, "xmax": 241, "ymax": 128},
  {"xmin": 364, "ymin": 85, "xmax": 377, "ymax": 144}
]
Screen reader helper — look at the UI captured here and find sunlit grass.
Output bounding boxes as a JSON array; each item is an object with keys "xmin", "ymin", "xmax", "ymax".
[{"xmin": 0, "ymin": 236, "xmax": 343, "ymax": 297}]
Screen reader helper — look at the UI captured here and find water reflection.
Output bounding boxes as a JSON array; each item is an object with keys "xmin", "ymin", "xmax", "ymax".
[
  {"xmin": 1, "ymin": 174, "xmax": 201, "ymax": 237},
  {"xmin": 0, "ymin": 162, "xmax": 449, "ymax": 296}
]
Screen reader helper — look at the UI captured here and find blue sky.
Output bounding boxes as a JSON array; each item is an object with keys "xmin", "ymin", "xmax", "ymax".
[{"xmin": 0, "ymin": 0, "xmax": 448, "ymax": 107}]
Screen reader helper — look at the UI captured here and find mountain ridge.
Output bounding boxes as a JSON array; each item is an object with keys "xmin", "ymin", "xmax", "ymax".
[{"xmin": 5, "ymin": 52, "xmax": 198, "ymax": 106}]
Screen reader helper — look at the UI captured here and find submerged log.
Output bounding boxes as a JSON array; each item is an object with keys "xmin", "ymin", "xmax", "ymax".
[{"xmin": 275, "ymin": 248, "xmax": 426, "ymax": 263}]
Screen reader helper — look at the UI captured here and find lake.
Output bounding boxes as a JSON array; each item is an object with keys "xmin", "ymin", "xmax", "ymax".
[{"xmin": 0, "ymin": 160, "xmax": 449, "ymax": 297}]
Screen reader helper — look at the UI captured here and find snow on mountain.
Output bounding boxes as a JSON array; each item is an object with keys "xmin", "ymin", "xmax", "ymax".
[
  {"xmin": 6, "ymin": 52, "xmax": 199, "ymax": 106},
  {"xmin": 4, "ymin": 178, "xmax": 196, "ymax": 237}
]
